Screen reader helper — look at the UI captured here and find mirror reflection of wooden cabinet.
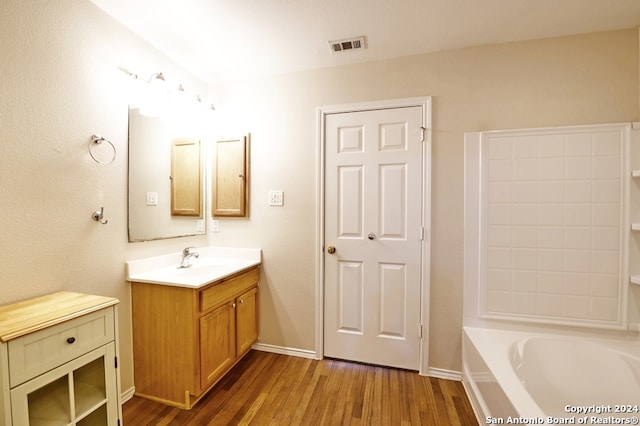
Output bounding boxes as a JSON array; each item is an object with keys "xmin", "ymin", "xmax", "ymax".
[
  {"xmin": 213, "ymin": 135, "xmax": 249, "ymax": 217},
  {"xmin": 170, "ymin": 138, "xmax": 202, "ymax": 216}
]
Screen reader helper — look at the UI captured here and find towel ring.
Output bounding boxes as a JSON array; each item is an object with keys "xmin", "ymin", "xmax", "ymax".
[{"xmin": 89, "ymin": 134, "xmax": 116, "ymax": 164}]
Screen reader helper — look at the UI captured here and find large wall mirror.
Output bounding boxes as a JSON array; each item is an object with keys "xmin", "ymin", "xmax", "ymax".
[{"xmin": 128, "ymin": 107, "xmax": 207, "ymax": 242}]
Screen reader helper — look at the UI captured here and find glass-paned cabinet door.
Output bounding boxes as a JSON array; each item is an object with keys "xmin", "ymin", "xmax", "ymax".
[{"xmin": 11, "ymin": 343, "xmax": 117, "ymax": 426}]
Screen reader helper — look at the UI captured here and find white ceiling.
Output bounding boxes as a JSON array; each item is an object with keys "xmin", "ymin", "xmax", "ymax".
[{"xmin": 90, "ymin": 0, "xmax": 640, "ymax": 83}]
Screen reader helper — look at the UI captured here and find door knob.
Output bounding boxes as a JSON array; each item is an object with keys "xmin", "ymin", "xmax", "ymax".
[{"xmin": 327, "ymin": 246, "xmax": 336, "ymax": 254}]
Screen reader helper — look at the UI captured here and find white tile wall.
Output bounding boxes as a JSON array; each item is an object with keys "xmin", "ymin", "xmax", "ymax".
[{"xmin": 483, "ymin": 127, "xmax": 626, "ymax": 326}]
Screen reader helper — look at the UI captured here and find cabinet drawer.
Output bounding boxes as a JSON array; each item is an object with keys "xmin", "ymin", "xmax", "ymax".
[
  {"xmin": 200, "ymin": 267, "xmax": 259, "ymax": 312},
  {"xmin": 8, "ymin": 307, "xmax": 114, "ymax": 387}
]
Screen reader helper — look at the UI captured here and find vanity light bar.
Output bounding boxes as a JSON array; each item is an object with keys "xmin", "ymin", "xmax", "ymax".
[{"xmin": 120, "ymin": 67, "xmax": 215, "ymax": 111}]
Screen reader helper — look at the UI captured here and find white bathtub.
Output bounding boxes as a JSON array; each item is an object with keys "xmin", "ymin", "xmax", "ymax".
[{"xmin": 462, "ymin": 327, "xmax": 640, "ymax": 423}]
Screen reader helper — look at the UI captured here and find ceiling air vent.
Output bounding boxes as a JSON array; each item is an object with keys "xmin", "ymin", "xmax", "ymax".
[{"xmin": 329, "ymin": 36, "xmax": 366, "ymax": 53}]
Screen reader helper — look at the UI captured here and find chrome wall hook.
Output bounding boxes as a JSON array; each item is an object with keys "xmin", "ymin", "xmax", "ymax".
[{"xmin": 92, "ymin": 207, "xmax": 108, "ymax": 224}]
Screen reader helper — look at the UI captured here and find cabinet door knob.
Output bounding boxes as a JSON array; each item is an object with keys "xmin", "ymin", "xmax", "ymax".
[
  {"xmin": 239, "ymin": 299, "xmax": 245, "ymax": 304},
  {"xmin": 66, "ymin": 337, "xmax": 76, "ymax": 344},
  {"xmin": 232, "ymin": 303, "xmax": 236, "ymax": 309}
]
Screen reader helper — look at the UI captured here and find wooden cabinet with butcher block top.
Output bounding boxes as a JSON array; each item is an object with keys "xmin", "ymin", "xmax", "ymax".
[{"xmin": 0, "ymin": 291, "xmax": 121, "ymax": 426}]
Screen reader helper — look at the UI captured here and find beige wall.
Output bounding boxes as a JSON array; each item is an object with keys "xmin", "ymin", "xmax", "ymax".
[
  {"xmin": 0, "ymin": 0, "xmax": 211, "ymax": 393},
  {"xmin": 0, "ymin": 0, "xmax": 637, "ymax": 398},
  {"xmin": 211, "ymin": 29, "xmax": 639, "ymax": 371}
]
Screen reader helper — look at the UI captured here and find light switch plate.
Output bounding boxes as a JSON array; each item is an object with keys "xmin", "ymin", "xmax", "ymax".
[
  {"xmin": 211, "ymin": 220, "xmax": 220, "ymax": 232},
  {"xmin": 146, "ymin": 192, "xmax": 158, "ymax": 206},
  {"xmin": 269, "ymin": 190, "xmax": 284, "ymax": 206}
]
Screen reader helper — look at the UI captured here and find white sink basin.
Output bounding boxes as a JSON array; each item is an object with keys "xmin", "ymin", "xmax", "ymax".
[{"xmin": 125, "ymin": 247, "xmax": 261, "ymax": 288}]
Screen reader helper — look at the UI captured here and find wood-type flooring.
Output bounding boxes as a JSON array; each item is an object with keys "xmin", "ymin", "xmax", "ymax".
[{"xmin": 122, "ymin": 350, "xmax": 478, "ymax": 425}]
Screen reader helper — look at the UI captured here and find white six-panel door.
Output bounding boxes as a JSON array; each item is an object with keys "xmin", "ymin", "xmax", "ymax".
[{"xmin": 323, "ymin": 106, "xmax": 424, "ymax": 370}]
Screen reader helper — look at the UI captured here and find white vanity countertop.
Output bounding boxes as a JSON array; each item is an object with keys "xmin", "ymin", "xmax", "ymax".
[{"xmin": 125, "ymin": 246, "xmax": 261, "ymax": 288}]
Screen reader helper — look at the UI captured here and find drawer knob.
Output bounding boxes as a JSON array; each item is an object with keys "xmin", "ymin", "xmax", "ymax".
[{"xmin": 66, "ymin": 337, "xmax": 76, "ymax": 344}]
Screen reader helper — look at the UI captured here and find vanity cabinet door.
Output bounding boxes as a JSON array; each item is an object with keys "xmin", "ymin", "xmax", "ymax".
[
  {"xmin": 213, "ymin": 135, "xmax": 249, "ymax": 217},
  {"xmin": 200, "ymin": 302, "xmax": 236, "ymax": 390},
  {"xmin": 235, "ymin": 287, "xmax": 258, "ymax": 357},
  {"xmin": 171, "ymin": 138, "xmax": 202, "ymax": 217}
]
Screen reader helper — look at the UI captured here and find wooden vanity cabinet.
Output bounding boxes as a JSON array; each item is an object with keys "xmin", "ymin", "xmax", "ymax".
[{"xmin": 130, "ymin": 266, "xmax": 259, "ymax": 409}]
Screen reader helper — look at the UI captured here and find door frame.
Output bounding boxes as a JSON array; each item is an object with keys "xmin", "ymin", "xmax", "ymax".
[{"xmin": 315, "ymin": 97, "xmax": 432, "ymax": 375}]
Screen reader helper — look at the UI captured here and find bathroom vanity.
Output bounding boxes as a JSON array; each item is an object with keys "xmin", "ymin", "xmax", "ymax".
[
  {"xmin": 0, "ymin": 291, "xmax": 121, "ymax": 426},
  {"xmin": 126, "ymin": 247, "xmax": 261, "ymax": 409}
]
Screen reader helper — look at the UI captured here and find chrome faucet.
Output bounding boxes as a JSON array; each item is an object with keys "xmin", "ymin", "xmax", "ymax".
[{"xmin": 179, "ymin": 247, "xmax": 199, "ymax": 268}]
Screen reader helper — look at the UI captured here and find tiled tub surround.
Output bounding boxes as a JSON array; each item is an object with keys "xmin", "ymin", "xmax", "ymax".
[{"xmin": 465, "ymin": 123, "xmax": 631, "ymax": 329}]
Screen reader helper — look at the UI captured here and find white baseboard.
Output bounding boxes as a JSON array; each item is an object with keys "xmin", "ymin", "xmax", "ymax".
[
  {"xmin": 252, "ymin": 343, "xmax": 462, "ymax": 381},
  {"xmin": 121, "ymin": 386, "xmax": 135, "ymax": 404},
  {"xmin": 252, "ymin": 343, "xmax": 462, "ymax": 383},
  {"xmin": 428, "ymin": 367, "xmax": 462, "ymax": 381},
  {"xmin": 251, "ymin": 342, "xmax": 318, "ymax": 359}
]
